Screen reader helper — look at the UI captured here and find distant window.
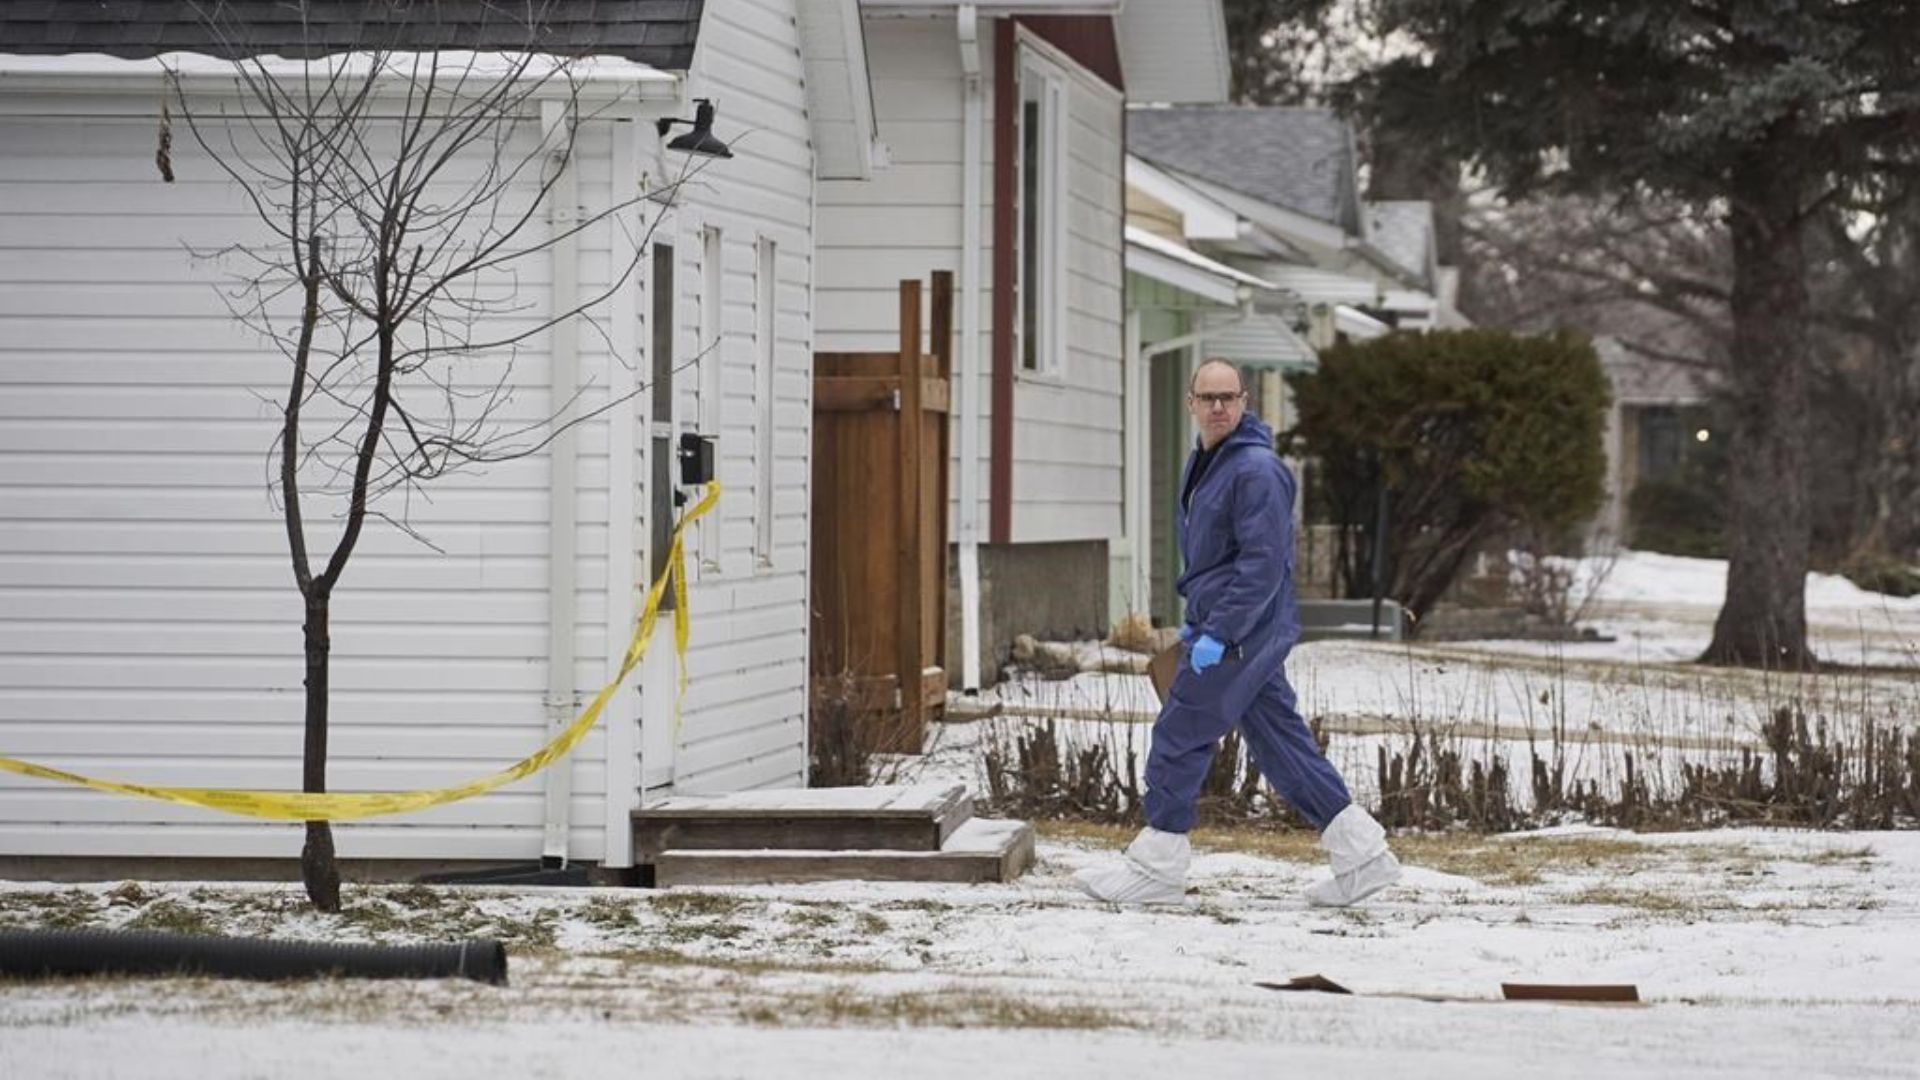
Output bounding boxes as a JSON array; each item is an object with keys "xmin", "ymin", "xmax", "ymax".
[{"xmin": 1019, "ymin": 51, "xmax": 1067, "ymax": 376}]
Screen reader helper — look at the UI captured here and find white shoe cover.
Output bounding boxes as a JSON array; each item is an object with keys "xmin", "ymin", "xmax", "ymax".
[
  {"xmin": 1073, "ymin": 827, "xmax": 1190, "ymax": 905},
  {"xmin": 1306, "ymin": 804, "xmax": 1400, "ymax": 907},
  {"xmin": 1305, "ymin": 850, "xmax": 1402, "ymax": 907}
]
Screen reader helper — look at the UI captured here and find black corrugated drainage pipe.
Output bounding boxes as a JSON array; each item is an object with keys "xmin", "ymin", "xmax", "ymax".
[{"xmin": 0, "ymin": 930, "xmax": 507, "ymax": 986}]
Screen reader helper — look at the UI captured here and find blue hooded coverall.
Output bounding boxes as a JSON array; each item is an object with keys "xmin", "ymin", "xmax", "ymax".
[{"xmin": 1144, "ymin": 412, "xmax": 1354, "ymax": 834}]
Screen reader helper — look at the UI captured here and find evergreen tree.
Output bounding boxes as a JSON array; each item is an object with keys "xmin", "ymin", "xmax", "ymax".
[{"xmin": 1350, "ymin": 1, "xmax": 1920, "ymax": 667}]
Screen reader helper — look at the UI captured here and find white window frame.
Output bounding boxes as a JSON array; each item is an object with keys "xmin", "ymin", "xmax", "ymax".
[
  {"xmin": 753, "ymin": 235, "xmax": 777, "ymax": 569},
  {"xmin": 697, "ymin": 222, "xmax": 725, "ymax": 577},
  {"xmin": 1017, "ymin": 45, "xmax": 1069, "ymax": 380}
]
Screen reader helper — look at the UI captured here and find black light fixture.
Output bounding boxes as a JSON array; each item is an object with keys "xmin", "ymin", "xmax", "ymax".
[{"xmin": 656, "ymin": 98, "xmax": 733, "ymax": 159}]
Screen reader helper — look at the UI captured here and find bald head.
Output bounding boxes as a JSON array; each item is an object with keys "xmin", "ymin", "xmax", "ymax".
[
  {"xmin": 1187, "ymin": 357, "xmax": 1249, "ymax": 449},
  {"xmin": 1188, "ymin": 358, "xmax": 1245, "ymax": 394}
]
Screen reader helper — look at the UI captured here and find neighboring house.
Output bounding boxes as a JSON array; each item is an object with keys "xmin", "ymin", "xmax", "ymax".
[
  {"xmin": 813, "ymin": 0, "xmax": 1231, "ymax": 687},
  {"xmin": 1121, "ymin": 105, "xmax": 1461, "ymax": 625},
  {"xmin": 1593, "ymin": 336, "xmax": 1715, "ymax": 546},
  {"xmin": 0, "ymin": 1, "xmax": 856, "ymax": 872}
]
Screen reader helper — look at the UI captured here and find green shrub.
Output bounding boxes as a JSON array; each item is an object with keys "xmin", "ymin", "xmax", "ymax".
[
  {"xmin": 1628, "ymin": 476, "xmax": 1726, "ymax": 558},
  {"xmin": 1842, "ymin": 556, "xmax": 1920, "ymax": 599},
  {"xmin": 1284, "ymin": 329, "xmax": 1610, "ymax": 620}
]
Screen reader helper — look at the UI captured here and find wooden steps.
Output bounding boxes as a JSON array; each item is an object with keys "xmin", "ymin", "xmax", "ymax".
[{"xmin": 631, "ymin": 783, "xmax": 1033, "ymax": 887}]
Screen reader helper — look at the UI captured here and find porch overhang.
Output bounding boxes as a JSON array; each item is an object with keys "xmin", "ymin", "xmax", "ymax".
[{"xmin": 1125, "ymin": 225, "xmax": 1275, "ymax": 310}]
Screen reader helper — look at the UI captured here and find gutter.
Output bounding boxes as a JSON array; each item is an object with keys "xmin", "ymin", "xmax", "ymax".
[{"xmin": 540, "ymin": 99, "xmax": 580, "ymax": 867}]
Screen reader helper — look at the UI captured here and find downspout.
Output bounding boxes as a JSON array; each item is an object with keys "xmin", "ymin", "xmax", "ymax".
[
  {"xmin": 956, "ymin": 4, "xmax": 985, "ymax": 692},
  {"xmin": 1123, "ymin": 308, "xmax": 1146, "ymax": 618},
  {"xmin": 599, "ymin": 107, "xmax": 644, "ymax": 869},
  {"xmin": 541, "ymin": 100, "xmax": 580, "ymax": 867}
]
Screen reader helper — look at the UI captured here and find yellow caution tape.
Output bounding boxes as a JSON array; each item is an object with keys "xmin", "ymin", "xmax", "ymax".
[{"xmin": 0, "ymin": 483, "xmax": 721, "ymax": 822}]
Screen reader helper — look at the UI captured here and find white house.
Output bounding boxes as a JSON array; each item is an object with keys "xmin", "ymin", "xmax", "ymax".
[
  {"xmin": 0, "ymin": 1, "xmax": 860, "ymax": 873},
  {"xmin": 814, "ymin": 0, "xmax": 1232, "ymax": 686}
]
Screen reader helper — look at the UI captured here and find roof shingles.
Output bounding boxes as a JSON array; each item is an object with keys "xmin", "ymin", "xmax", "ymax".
[{"xmin": 1128, "ymin": 105, "xmax": 1362, "ymax": 234}]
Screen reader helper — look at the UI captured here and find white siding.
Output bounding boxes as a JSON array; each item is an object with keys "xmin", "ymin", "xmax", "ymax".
[
  {"xmin": 0, "ymin": 1, "xmax": 822, "ymax": 860},
  {"xmin": 0, "ymin": 106, "xmax": 622, "ymax": 861},
  {"xmin": 815, "ymin": 19, "xmax": 1125, "ymax": 547},
  {"xmin": 1012, "ymin": 31, "xmax": 1125, "ymax": 544},
  {"xmin": 666, "ymin": 0, "xmax": 816, "ymax": 797}
]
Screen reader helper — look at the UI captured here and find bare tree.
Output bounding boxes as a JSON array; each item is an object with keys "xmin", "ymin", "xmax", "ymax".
[{"xmin": 167, "ymin": 19, "xmax": 701, "ymax": 909}]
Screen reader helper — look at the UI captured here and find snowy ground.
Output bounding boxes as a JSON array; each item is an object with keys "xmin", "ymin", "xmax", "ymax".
[
  {"xmin": 5, "ymin": 551, "xmax": 1916, "ymax": 1077},
  {"xmin": 5, "ymin": 825, "xmax": 1920, "ymax": 1079}
]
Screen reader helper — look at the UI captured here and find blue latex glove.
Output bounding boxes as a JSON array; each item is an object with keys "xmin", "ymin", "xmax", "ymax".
[
  {"xmin": 1189, "ymin": 633, "xmax": 1225, "ymax": 673},
  {"xmin": 1177, "ymin": 623, "xmax": 1197, "ymax": 643}
]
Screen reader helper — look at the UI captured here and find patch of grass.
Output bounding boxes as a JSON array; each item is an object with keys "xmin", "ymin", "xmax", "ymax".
[
  {"xmin": 0, "ymin": 889, "xmax": 101, "ymax": 931},
  {"xmin": 489, "ymin": 908, "xmax": 560, "ymax": 949},
  {"xmin": 787, "ymin": 907, "xmax": 837, "ymax": 929},
  {"xmin": 737, "ymin": 985, "xmax": 1134, "ymax": 1031},
  {"xmin": 384, "ymin": 884, "xmax": 445, "ymax": 910},
  {"xmin": 1032, "ymin": 820, "xmax": 1135, "ymax": 849},
  {"xmin": 1566, "ymin": 885, "xmax": 1716, "ymax": 914},
  {"xmin": 852, "ymin": 911, "xmax": 890, "ymax": 936},
  {"xmin": 580, "ymin": 945, "xmax": 888, "ymax": 977},
  {"xmin": 1041, "ymin": 819, "xmax": 1673, "ymax": 886},
  {"xmin": 1405, "ymin": 834, "xmax": 1656, "ymax": 886},
  {"xmin": 123, "ymin": 899, "xmax": 216, "ymax": 936},
  {"xmin": 1797, "ymin": 846, "xmax": 1877, "ymax": 866},
  {"xmin": 874, "ymin": 898, "xmax": 954, "ymax": 914},
  {"xmin": 651, "ymin": 890, "xmax": 746, "ymax": 918},
  {"xmin": 339, "ymin": 899, "xmax": 411, "ymax": 936},
  {"xmin": 582, "ymin": 895, "xmax": 639, "ymax": 931}
]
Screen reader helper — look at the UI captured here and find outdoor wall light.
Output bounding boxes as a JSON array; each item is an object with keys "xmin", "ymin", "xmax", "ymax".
[{"xmin": 656, "ymin": 99, "xmax": 733, "ymax": 159}]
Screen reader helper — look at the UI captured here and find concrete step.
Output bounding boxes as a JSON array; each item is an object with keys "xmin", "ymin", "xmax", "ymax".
[
  {"xmin": 651, "ymin": 817, "xmax": 1036, "ymax": 887},
  {"xmin": 632, "ymin": 782, "xmax": 973, "ymax": 863}
]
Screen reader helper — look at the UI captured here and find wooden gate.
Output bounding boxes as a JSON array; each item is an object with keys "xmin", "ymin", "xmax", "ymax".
[{"xmin": 810, "ymin": 273, "xmax": 953, "ymax": 743}]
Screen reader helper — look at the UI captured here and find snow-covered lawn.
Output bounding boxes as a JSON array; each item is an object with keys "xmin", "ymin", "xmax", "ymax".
[
  {"xmin": 5, "ymin": 825, "xmax": 1919, "ymax": 1078},
  {"xmin": 7, "ymin": 550, "xmax": 1914, "ymax": 1077}
]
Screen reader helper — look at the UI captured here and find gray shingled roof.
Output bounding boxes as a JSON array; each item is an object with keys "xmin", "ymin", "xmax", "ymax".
[
  {"xmin": 1128, "ymin": 106, "xmax": 1361, "ymax": 234},
  {"xmin": 0, "ymin": 1, "xmax": 703, "ymax": 69},
  {"xmin": 1365, "ymin": 200, "xmax": 1434, "ymax": 287}
]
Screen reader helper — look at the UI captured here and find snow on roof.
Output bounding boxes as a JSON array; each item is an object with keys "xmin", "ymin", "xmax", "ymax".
[{"xmin": 1124, "ymin": 225, "xmax": 1276, "ymax": 291}]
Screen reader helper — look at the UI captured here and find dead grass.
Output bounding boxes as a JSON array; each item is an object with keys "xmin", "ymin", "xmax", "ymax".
[
  {"xmin": 735, "ymin": 985, "xmax": 1132, "ymax": 1031},
  {"xmin": 0, "ymin": 890, "xmax": 99, "ymax": 931},
  {"xmin": 122, "ymin": 899, "xmax": 216, "ymax": 936},
  {"xmin": 1036, "ymin": 819, "xmax": 1666, "ymax": 886},
  {"xmin": 651, "ymin": 890, "xmax": 748, "ymax": 919}
]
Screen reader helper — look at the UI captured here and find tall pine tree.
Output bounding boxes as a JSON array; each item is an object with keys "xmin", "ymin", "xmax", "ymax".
[{"xmin": 1352, "ymin": 1, "xmax": 1920, "ymax": 667}]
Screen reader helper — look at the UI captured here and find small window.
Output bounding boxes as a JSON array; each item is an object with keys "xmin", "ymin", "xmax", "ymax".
[
  {"xmin": 754, "ymin": 236, "xmax": 777, "ymax": 567},
  {"xmin": 1019, "ymin": 52, "xmax": 1067, "ymax": 376},
  {"xmin": 698, "ymin": 224, "xmax": 724, "ymax": 575}
]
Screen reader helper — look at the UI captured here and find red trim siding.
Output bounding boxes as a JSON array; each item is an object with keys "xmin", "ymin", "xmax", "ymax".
[
  {"xmin": 989, "ymin": 15, "xmax": 1122, "ymax": 546},
  {"xmin": 1016, "ymin": 16, "xmax": 1124, "ymax": 93},
  {"xmin": 990, "ymin": 17, "xmax": 1016, "ymax": 545}
]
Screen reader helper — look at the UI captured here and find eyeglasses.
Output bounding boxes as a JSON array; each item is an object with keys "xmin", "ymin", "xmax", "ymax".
[{"xmin": 1190, "ymin": 392, "xmax": 1244, "ymax": 408}]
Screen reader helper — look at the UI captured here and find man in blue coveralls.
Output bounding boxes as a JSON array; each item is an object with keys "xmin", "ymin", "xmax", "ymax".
[{"xmin": 1076, "ymin": 358, "xmax": 1401, "ymax": 906}]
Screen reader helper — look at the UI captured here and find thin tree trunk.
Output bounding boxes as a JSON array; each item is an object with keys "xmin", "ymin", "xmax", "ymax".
[
  {"xmin": 1703, "ymin": 154, "xmax": 1815, "ymax": 668},
  {"xmin": 300, "ymin": 589, "xmax": 340, "ymax": 911}
]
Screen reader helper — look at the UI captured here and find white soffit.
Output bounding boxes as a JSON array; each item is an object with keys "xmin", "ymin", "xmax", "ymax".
[
  {"xmin": 1116, "ymin": 0, "xmax": 1229, "ymax": 104},
  {"xmin": 799, "ymin": 0, "xmax": 880, "ymax": 179}
]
